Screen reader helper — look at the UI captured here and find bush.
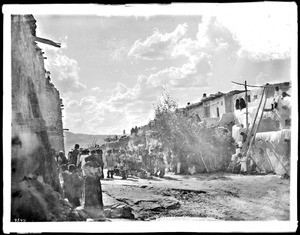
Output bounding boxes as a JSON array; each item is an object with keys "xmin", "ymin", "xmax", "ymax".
[{"xmin": 149, "ymin": 87, "xmax": 235, "ymax": 173}]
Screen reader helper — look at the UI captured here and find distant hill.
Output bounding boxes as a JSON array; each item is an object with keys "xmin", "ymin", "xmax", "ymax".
[{"xmin": 64, "ymin": 131, "xmax": 119, "ymax": 153}]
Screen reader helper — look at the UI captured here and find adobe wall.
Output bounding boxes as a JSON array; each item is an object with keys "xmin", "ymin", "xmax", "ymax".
[
  {"xmin": 185, "ymin": 104, "xmax": 206, "ymax": 120},
  {"xmin": 209, "ymin": 96, "xmax": 226, "ymax": 118},
  {"xmin": 11, "ymin": 15, "xmax": 63, "ymax": 188}
]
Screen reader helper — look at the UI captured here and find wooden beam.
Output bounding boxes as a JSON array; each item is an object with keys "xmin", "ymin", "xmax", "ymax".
[
  {"xmin": 231, "ymin": 81, "xmax": 263, "ymax": 88},
  {"xmin": 245, "ymin": 89, "xmax": 269, "ymax": 171},
  {"xmin": 244, "ymin": 81, "xmax": 249, "ymax": 132},
  {"xmin": 33, "ymin": 36, "xmax": 61, "ymax": 48},
  {"xmin": 231, "ymin": 81, "xmax": 291, "ymax": 88}
]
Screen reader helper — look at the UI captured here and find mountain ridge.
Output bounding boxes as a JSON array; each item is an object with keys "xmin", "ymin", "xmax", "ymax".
[{"xmin": 63, "ymin": 131, "xmax": 120, "ymax": 153}]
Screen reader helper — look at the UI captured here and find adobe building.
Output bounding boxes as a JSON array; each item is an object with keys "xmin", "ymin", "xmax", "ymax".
[
  {"xmin": 11, "ymin": 15, "xmax": 67, "ymax": 221},
  {"xmin": 181, "ymin": 81, "xmax": 291, "ymax": 175}
]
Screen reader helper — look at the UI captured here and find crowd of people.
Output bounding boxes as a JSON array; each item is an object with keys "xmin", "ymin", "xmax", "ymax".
[
  {"xmin": 52, "ymin": 143, "xmax": 188, "ymax": 207},
  {"xmin": 54, "ymin": 143, "xmax": 192, "ymax": 183}
]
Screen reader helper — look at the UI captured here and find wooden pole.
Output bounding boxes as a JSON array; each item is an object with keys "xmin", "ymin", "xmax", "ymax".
[
  {"xmin": 245, "ymin": 89, "xmax": 269, "ymax": 171},
  {"xmin": 249, "ymin": 89, "xmax": 268, "ymax": 146},
  {"xmin": 241, "ymin": 87, "xmax": 266, "ymax": 154},
  {"xmin": 265, "ymin": 150, "xmax": 275, "ymax": 173},
  {"xmin": 200, "ymin": 152, "xmax": 209, "ymax": 173},
  {"xmin": 245, "ymin": 81, "xmax": 249, "ymax": 133},
  {"xmin": 269, "ymin": 146, "xmax": 289, "ymax": 176}
]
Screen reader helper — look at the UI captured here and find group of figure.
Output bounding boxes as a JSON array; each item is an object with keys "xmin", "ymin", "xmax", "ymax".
[
  {"xmin": 130, "ymin": 126, "xmax": 140, "ymax": 135},
  {"xmin": 236, "ymin": 86, "xmax": 290, "ymax": 112},
  {"xmin": 272, "ymin": 86, "xmax": 290, "ymax": 111},
  {"xmin": 112, "ymin": 147, "xmax": 167, "ymax": 179},
  {"xmin": 54, "ymin": 144, "xmax": 104, "ymax": 210},
  {"xmin": 227, "ymin": 125, "xmax": 252, "ymax": 175}
]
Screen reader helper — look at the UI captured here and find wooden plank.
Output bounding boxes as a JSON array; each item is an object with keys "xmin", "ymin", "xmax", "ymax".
[{"xmin": 33, "ymin": 36, "xmax": 61, "ymax": 48}]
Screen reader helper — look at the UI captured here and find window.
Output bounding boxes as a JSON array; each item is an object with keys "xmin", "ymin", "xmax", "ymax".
[
  {"xmin": 216, "ymin": 107, "xmax": 220, "ymax": 117},
  {"xmin": 254, "ymin": 95, "xmax": 258, "ymax": 100},
  {"xmin": 221, "ymin": 101, "xmax": 223, "ymax": 105}
]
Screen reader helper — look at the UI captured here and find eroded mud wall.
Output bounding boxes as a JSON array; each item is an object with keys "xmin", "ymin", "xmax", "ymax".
[{"xmin": 11, "ymin": 15, "xmax": 65, "ymax": 220}]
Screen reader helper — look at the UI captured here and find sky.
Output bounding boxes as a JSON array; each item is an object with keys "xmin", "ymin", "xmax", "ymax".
[{"xmin": 30, "ymin": 3, "xmax": 296, "ymax": 135}]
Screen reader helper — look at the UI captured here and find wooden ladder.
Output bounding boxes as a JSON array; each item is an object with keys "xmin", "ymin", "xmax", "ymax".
[{"xmin": 240, "ymin": 85, "xmax": 269, "ymax": 171}]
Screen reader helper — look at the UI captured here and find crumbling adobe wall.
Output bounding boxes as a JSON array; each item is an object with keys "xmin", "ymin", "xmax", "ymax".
[{"xmin": 11, "ymin": 15, "xmax": 66, "ymax": 221}]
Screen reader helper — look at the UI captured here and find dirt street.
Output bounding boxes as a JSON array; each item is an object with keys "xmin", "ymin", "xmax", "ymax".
[{"xmin": 101, "ymin": 171, "xmax": 290, "ymax": 221}]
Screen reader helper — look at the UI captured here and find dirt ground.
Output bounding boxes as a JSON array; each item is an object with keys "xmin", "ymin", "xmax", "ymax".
[{"xmin": 101, "ymin": 170, "xmax": 290, "ymax": 221}]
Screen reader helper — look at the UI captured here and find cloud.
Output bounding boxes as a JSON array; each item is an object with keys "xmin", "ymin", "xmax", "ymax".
[
  {"xmin": 91, "ymin": 87, "xmax": 103, "ymax": 92},
  {"xmin": 128, "ymin": 23, "xmax": 188, "ymax": 60},
  {"xmin": 38, "ymin": 42, "xmax": 86, "ymax": 94},
  {"xmin": 63, "ymin": 95, "xmax": 127, "ymax": 134},
  {"xmin": 63, "ymin": 93, "xmax": 152, "ymax": 135},
  {"xmin": 111, "ymin": 44, "xmax": 129, "ymax": 61},
  {"xmin": 213, "ymin": 10, "xmax": 293, "ymax": 61},
  {"xmin": 109, "ymin": 82, "xmax": 139, "ymax": 102},
  {"xmin": 127, "ymin": 17, "xmax": 241, "ymax": 91},
  {"xmin": 139, "ymin": 52, "xmax": 211, "ymax": 89},
  {"xmin": 197, "ymin": 16, "xmax": 240, "ymax": 53},
  {"xmin": 51, "ymin": 11, "xmax": 293, "ymax": 135}
]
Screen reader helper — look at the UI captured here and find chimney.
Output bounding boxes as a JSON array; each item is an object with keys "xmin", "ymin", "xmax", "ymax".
[
  {"xmin": 203, "ymin": 93, "xmax": 207, "ymax": 98},
  {"xmin": 187, "ymin": 102, "xmax": 190, "ymax": 106}
]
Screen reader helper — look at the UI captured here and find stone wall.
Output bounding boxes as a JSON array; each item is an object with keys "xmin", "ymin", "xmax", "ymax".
[{"xmin": 11, "ymin": 15, "xmax": 65, "ymax": 220}]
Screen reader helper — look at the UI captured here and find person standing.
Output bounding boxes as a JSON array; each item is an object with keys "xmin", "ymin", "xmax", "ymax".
[
  {"xmin": 240, "ymin": 132, "xmax": 247, "ymax": 144},
  {"xmin": 174, "ymin": 154, "xmax": 181, "ymax": 175},
  {"xmin": 62, "ymin": 164, "xmax": 84, "ymax": 208},
  {"xmin": 77, "ymin": 149, "xmax": 90, "ymax": 175},
  {"xmin": 69, "ymin": 144, "xmax": 80, "ymax": 167},
  {"xmin": 149, "ymin": 149, "xmax": 156, "ymax": 176},
  {"xmin": 166, "ymin": 150, "xmax": 172, "ymax": 173},
  {"xmin": 238, "ymin": 154, "xmax": 248, "ymax": 175},
  {"xmin": 273, "ymin": 86, "xmax": 282, "ymax": 110},
  {"xmin": 82, "ymin": 160, "xmax": 103, "ymax": 210},
  {"xmin": 119, "ymin": 149, "xmax": 128, "ymax": 179},
  {"xmin": 187, "ymin": 153, "xmax": 196, "ymax": 175},
  {"xmin": 55, "ymin": 150, "xmax": 68, "ymax": 171},
  {"xmin": 158, "ymin": 153, "xmax": 166, "ymax": 178},
  {"xmin": 280, "ymin": 91, "xmax": 291, "ymax": 110},
  {"xmin": 95, "ymin": 149, "xmax": 104, "ymax": 179},
  {"xmin": 106, "ymin": 150, "xmax": 115, "ymax": 178}
]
